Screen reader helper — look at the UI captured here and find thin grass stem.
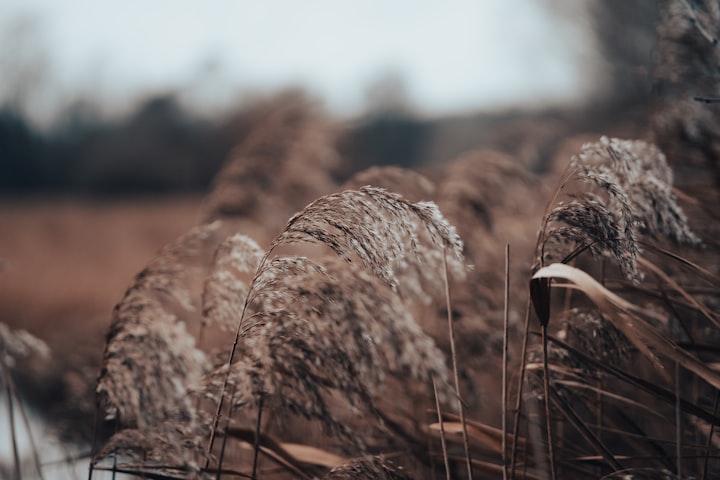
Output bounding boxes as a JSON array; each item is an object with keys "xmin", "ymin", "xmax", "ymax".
[
  {"xmin": 251, "ymin": 395, "xmax": 265, "ymax": 480},
  {"xmin": 1, "ymin": 357, "xmax": 22, "ymax": 480},
  {"xmin": 511, "ymin": 301, "xmax": 532, "ymax": 479},
  {"xmin": 87, "ymin": 412, "xmax": 101, "ymax": 480},
  {"xmin": 701, "ymin": 390, "xmax": 720, "ymax": 480},
  {"xmin": 443, "ymin": 250, "xmax": 473, "ymax": 479},
  {"xmin": 542, "ymin": 325, "xmax": 557, "ymax": 480},
  {"xmin": 676, "ymin": 361, "xmax": 682, "ymax": 479},
  {"xmin": 205, "ymin": 255, "xmax": 270, "ymax": 468},
  {"xmin": 10, "ymin": 375, "xmax": 44, "ymax": 480},
  {"xmin": 216, "ymin": 384, "xmax": 237, "ymax": 480},
  {"xmin": 433, "ymin": 376, "xmax": 451, "ymax": 480},
  {"xmin": 502, "ymin": 243, "xmax": 510, "ymax": 480}
]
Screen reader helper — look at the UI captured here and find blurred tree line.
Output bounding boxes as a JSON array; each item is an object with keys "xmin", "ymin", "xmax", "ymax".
[
  {"xmin": 0, "ymin": 0, "xmax": 660, "ymax": 196},
  {"xmin": 0, "ymin": 95, "xmax": 232, "ymax": 195},
  {"xmin": 0, "ymin": 90, "xmax": 438, "ymax": 196}
]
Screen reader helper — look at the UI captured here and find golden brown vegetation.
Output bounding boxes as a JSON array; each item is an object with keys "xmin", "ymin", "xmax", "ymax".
[
  {"xmin": 2, "ymin": 2, "xmax": 720, "ymax": 479},
  {"xmin": 84, "ymin": 121, "xmax": 717, "ymax": 479}
]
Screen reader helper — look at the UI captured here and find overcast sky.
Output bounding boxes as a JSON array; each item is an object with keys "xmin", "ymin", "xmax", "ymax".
[{"xmin": 0, "ymin": 0, "xmax": 597, "ymax": 126}]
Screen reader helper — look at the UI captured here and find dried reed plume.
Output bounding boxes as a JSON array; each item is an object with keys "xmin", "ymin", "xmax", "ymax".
[
  {"xmin": 537, "ymin": 136, "xmax": 698, "ymax": 281},
  {"xmin": 93, "ymin": 222, "xmax": 263, "ymax": 473},
  {"xmin": 96, "ymin": 223, "xmax": 224, "ymax": 431},
  {"xmin": 207, "ymin": 186, "xmax": 462, "ymax": 453},
  {"xmin": 206, "ymin": 257, "xmax": 449, "ymax": 446},
  {"xmin": 270, "ymin": 186, "xmax": 465, "ymax": 290}
]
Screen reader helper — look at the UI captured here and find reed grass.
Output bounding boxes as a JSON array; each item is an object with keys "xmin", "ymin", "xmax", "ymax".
[
  {"xmin": 69, "ymin": 9, "xmax": 720, "ymax": 475},
  {"xmin": 81, "ymin": 126, "xmax": 720, "ymax": 479}
]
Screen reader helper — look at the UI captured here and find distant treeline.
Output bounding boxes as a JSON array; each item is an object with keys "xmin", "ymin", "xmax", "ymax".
[
  {"xmin": 0, "ymin": 1, "xmax": 658, "ymax": 196},
  {"xmin": 0, "ymin": 96, "xmax": 237, "ymax": 195},
  {"xmin": 0, "ymin": 93, "xmax": 440, "ymax": 196}
]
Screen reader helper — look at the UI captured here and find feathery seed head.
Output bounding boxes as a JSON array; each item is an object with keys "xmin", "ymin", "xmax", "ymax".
[
  {"xmin": 538, "ymin": 137, "xmax": 698, "ymax": 281},
  {"xmin": 272, "ymin": 186, "xmax": 465, "ymax": 291}
]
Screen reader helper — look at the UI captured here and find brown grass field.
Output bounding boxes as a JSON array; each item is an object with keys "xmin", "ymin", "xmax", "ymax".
[
  {"xmin": 0, "ymin": 197, "xmax": 204, "ymax": 346},
  {"xmin": 2, "ymin": 95, "xmax": 718, "ymax": 479},
  {"xmin": 3, "ymin": 4, "xmax": 720, "ymax": 478}
]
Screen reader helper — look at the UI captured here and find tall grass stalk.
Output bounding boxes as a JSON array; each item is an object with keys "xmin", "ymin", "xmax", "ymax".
[
  {"xmin": 701, "ymin": 391, "xmax": 719, "ymax": 480},
  {"xmin": 676, "ymin": 361, "xmax": 682, "ymax": 479},
  {"xmin": 502, "ymin": 244, "xmax": 510, "ymax": 480},
  {"xmin": 251, "ymin": 395, "xmax": 265, "ymax": 480},
  {"xmin": 1, "ymin": 360, "xmax": 22, "ymax": 480},
  {"xmin": 443, "ymin": 250, "xmax": 472, "ymax": 479},
  {"xmin": 433, "ymin": 376, "xmax": 451, "ymax": 480},
  {"xmin": 541, "ymin": 325, "xmax": 556, "ymax": 480},
  {"xmin": 204, "ymin": 257, "xmax": 262, "ymax": 469},
  {"xmin": 215, "ymin": 383, "xmax": 237, "ymax": 480},
  {"xmin": 0, "ymin": 323, "xmax": 51, "ymax": 480},
  {"xmin": 510, "ymin": 302, "xmax": 533, "ymax": 479}
]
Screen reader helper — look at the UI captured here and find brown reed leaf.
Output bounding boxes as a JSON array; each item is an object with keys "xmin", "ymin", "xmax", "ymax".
[
  {"xmin": 429, "ymin": 418, "xmax": 524, "ymax": 456},
  {"xmin": 226, "ymin": 426, "xmax": 346, "ymax": 470},
  {"xmin": 95, "ymin": 426, "xmax": 207, "ymax": 476},
  {"xmin": 532, "ymin": 263, "xmax": 720, "ymax": 389}
]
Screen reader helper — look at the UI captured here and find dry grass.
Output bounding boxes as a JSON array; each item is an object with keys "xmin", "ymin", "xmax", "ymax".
[
  {"xmin": 519, "ymin": 132, "xmax": 719, "ymax": 479},
  {"xmin": 79, "ymin": 126, "xmax": 717, "ymax": 479},
  {"xmin": 85, "ymin": 179, "xmax": 468, "ymax": 479},
  {"xmin": 3, "ymin": 4, "xmax": 720, "ymax": 477},
  {"xmin": 3, "ymin": 132, "xmax": 718, "ymax": 480},
  {"xmin": 74, "ymin": 123, "xmax": 711, "ymax": 479}
]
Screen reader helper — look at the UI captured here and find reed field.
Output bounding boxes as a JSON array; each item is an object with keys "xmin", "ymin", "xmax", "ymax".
[{"xmin": 2, "ymin": 2, "xmax": 720, "ymax": 479}]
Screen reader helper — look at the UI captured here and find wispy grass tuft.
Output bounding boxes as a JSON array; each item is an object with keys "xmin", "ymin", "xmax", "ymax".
[
  {"xmin": 205, "ymin": 256, "xmax": 450, "ymax": 448},
  {"xmin": 96, "ymin": 222, "xmax": 222, "ymax": 430},
  {"xmin": 270, "ymin": 186, "xmax": 465, "ymax": 290},
  {"xmin": 537, "ymin": 136, "xmax": 698, "ymax": 281},
  {"xmin": 202, "ymin": 233, "xmax": 264, "ymax": 332}
]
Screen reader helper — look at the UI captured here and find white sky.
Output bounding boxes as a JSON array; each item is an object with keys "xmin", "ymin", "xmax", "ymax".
[{"xmin": 0, "ymin": 0, "xmax": 597, "ymax": 125}]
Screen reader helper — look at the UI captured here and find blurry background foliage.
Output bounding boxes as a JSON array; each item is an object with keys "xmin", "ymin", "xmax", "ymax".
[{"xmin": 0, "ymin": 0, "xmax": 658, "ymax": 196}]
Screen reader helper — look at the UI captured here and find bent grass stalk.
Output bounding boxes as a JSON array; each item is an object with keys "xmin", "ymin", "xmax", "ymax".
[
  {"xmin": 502, "ymin": 243, "xmax": 509, "ymax": 480},
  {"xmin": 443, "ymin": 250, "xmax": 472, "ymax": 480}
]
